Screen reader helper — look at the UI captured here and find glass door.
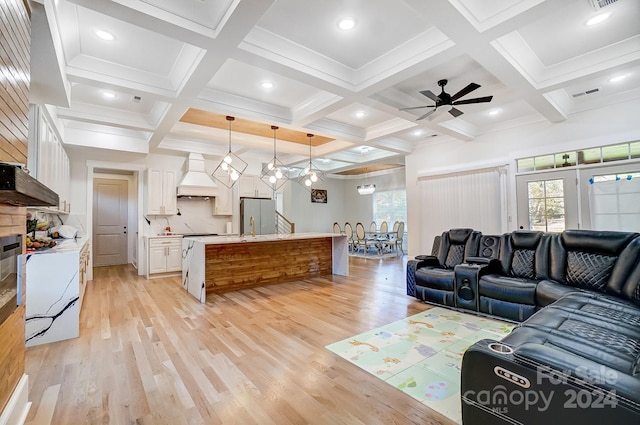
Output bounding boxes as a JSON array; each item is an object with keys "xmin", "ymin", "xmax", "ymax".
[{"xmin": 516, "ymin": 169, "xmax": 579, "ymax": 231}]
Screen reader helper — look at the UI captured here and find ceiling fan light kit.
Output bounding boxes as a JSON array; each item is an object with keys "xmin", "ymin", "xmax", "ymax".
[{"xmin": 400, "ymin": 79, "xmax": 493, "ymax": 120}]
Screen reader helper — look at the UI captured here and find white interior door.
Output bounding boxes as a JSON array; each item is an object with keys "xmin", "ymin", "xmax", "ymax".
[
  {"xmin": 516, "ymin": 169, "xmax": 579, "ymax": 232},
  {"xmin": 93, "ymin": 178, "xmax": 128, "ymax": 266}
]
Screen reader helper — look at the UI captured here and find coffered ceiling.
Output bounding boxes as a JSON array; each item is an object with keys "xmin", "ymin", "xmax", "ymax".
[{"xmin": 30, "ymin": 0, "xmax": 640, "ymax": 175}]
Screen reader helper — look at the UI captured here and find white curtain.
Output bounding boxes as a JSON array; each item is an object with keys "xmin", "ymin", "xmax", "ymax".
[
  {"xmin": 419, "ymin": 166, "xmax": 506, "ymax": 253},
  {"xmin": 589, "ymin": 177, "xmax": 640, "ymax": 231}
]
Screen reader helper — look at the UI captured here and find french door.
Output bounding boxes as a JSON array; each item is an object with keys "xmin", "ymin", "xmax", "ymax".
[{"xmin": 516, "ymin": 169, "xmax": 579, "ymax": 232}]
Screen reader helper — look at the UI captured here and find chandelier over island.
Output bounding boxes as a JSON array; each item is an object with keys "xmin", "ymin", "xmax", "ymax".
[
  {"xmin": 297, "ymin": 133, "xmax": 324, "ymax": 192},
  {"xmin": 212, "ymin": 116, "xmax": 247, "ymax": 188},
  {"xmin": 260, "ymin": 125, "xmax": 289, "ymax": 191}
]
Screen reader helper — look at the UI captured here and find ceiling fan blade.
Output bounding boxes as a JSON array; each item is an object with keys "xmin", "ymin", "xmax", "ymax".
[
  {"xmin": 417, "ymin": 109, "xmax": 437, "ymax": 120},
  {"xmin": 450, "ymin": 82, "xmax": 480, "ymax": 101},
  {"xmin": 419, "ymin": 90, "xmax": 439, "ymax": 102},
  {"xmin": 449, "ymin": 107, "xmax": 464, "ymax": 118},
  {"xmin": 399, "ymin": 105, "xmax": 435, "ymax": 111},
  {"xmin": 453, "ymin": 95, "xmax": 493, "ymax": 105}
]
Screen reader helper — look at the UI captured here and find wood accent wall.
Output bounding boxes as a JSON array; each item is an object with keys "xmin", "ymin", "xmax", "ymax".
[
  {"xmin": 0, "ymin": 0, "xmax": 30, "ymax": 414},
  {"xmin": 204, "ymin": 237, "xmax": 333, "ymax": 295},
  {"xmin": 0, "ymin": 0, "xmax": 30, "ymax": 165},
  {"xmin": 0, "ymin": 205, "xmax": 26, "ymax": 412}
]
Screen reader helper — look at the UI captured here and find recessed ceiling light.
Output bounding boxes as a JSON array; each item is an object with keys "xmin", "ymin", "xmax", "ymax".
[
  {"xmin": 95, "ymin": 30, "xmax": 115, "ymax": 41},
  {"xmin": 488, "ymin": 108, "xmax": 502, "ymax": 116},
  {"xmin": 585, "ymin": 12, "xmax": 611, "ymax": 26},
  {"xmin": 608, "ymin": 74, "xmax": 628, "ymax": 83},
  {"xmin": 354, "ymin": 110, "xmax": 366, "ymax": 118},
  {"xmin": 261, "ymin": 81, "xmax": 274, "ymax": 89},
  {"xmin": 338, "ymin": 17, "xmax": 356, "ymax": 31},
  {"xmin": 360, "ymin": 146, "xmax": 372, "ymax": 154},
  {"xmin": 412, "ymin": 130, "xmax": 423, "ymax": 136},
  {"xmin": 102, "ymin": 91, "xmax": 116, "ymax": 99}
]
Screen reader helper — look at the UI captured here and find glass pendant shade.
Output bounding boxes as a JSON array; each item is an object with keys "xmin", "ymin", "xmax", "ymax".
[
  {"xmin": 260, "ymin": 125, "xmax": 289, "ymax": 191},
  {"xmin": 297, "ymin": 133, "xmax": 324, "ymax": 192},
  {"xmin": 212, "ymin": 116, "xmax": 247, "ymax": 188}
]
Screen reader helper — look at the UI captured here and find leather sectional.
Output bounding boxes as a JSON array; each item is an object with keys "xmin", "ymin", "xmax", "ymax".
[{"xmin": 406, "ymin": 228, "xmax": 640, "ymax": 424}]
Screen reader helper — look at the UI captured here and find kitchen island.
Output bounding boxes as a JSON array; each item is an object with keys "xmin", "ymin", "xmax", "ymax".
[
  {"xmin": 21, "ymin": 237, "xmax": 90, "ymax": 347},
  {"xmin": 182, "ymin": 233, "xmax": 348, "ymax": 302}
]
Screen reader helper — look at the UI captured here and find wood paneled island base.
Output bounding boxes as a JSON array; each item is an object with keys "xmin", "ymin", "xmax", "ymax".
[{"xmin": 182, "ymin": 233, "xmax": 349, "ymax": 302}]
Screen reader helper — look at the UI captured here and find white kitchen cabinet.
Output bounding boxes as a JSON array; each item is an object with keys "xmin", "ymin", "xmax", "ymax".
[
  {"xmin": 147, "ymin": 237, "xmax": 182, "ymax": 278},
  {"xmin": 213, "ymin": 185, "xmax": 233, "ymax": 215},
  {"xmin": 239, "ymin": 175, "xmax": 271, "ymax": 198},
  {"xmin": 28, "ymin": 105, "xmax": 71, "ymax": 213},
  {"xmin": 146, "ymin": 168, "xmax": 177, "ymax": 215}
]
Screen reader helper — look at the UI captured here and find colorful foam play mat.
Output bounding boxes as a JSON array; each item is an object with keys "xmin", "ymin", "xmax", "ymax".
[{"xmin": 325, "ymin": 306, "xmax": 515, "ymax": 424}]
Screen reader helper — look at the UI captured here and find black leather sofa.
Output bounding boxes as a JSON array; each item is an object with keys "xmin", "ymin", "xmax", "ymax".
[{"xmin": 406, "ymin": 228, "xmax": 640, "ymax": 424}]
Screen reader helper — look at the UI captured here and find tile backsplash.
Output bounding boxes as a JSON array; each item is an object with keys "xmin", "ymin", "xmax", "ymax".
[{"xmin": 146, "ymin": 198, "xmax": 232, "ymax": 235}]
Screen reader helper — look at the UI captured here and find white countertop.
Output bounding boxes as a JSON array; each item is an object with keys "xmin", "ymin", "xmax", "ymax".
[
  {"xmin": 27, "ymin": 236, "xmax": 89, "ymax": 254},
  {"xmin": 183, "ymin": 232, "xmax": 343, "ymax": 245}
]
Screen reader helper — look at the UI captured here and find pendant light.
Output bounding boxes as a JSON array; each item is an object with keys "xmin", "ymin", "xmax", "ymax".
[
  {"xmin": 260, "ymin": 125, "xmax": 289, "ymax": 191},
  {"xmin": 297, "ymin": 133, "xmax": 324, "ymax": 191},
  {"xmin": 357, "ymin": 184, "xmax": 376, "ymax": 195},
  {"xmin": 212, "ymin": 116, "xmax": 247, "ymax": 188}
]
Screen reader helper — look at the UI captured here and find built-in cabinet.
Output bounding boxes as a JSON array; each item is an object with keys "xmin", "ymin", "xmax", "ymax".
[
  {"xmin": 28, "ymin": 106, "xmax": 71, "ymax": 213},
  {"xmin": 213, "ymin": 186, "xmax": 233, "ymax": 215},
  {"xmin": 239, "ymin": 175, "xmax": 271, "ymax": 198},
  {"xmin": 146, "ymin": 168, "xmax": 177, "ymax": 215},
  {"xmin": 147, "ymin": 236, "xmax": 182, "ymax": 278}
]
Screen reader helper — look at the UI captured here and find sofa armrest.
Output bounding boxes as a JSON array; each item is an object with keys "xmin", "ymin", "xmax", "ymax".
[
  {"xmin": 465, "ymin": 256, "xmax": 491, "ymax": 265},
  {"xmin": 461, "ymin": 339, "xmax": 640, "ymax": 425}
]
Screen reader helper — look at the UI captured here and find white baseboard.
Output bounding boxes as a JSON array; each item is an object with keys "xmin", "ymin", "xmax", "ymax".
[{"xmin": 0, "ymin": 375, "xmax": 31, "ymax": 425}]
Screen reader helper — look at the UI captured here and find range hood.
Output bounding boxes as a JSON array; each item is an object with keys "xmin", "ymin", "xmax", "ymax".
[
  {"xmin": 0, "ymin": 163, "xmax": 59, "ymax": 206},
  {"xmin": 176, "ymin": 153, "xmax": 218, "ymax": 198}
]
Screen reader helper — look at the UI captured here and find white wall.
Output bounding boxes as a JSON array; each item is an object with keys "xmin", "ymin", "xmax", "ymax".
[
  {"xmin": 405, "ymin": 98, "xmax": 640, "ymax": 256},
  {"xmin": 283, "ymin": 169, "xmax": 407, "ymax": 233}
]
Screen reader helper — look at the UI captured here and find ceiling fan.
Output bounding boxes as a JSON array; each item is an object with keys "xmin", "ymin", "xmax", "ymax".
[{"xmin": 400, "ymin": 79, "xmax": 493, "ymax": 120}]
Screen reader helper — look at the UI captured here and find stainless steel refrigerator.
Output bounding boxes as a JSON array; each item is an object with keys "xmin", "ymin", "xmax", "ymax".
[{"xmin": 240, "ymin": 198, "xmax": 276, "ymax": 235}]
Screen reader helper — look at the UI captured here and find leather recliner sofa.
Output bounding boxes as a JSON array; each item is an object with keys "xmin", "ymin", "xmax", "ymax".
[
  {"xmin": 407, "ymin": 228, "xmax": 640, "ymax": 424},
  {"xmin": 406, "ymin": 229, "xmax": 501, "ymax": 308}
]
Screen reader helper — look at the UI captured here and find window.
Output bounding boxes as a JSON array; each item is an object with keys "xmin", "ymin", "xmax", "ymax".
[
  {"xmin": 516, "ymin": 140, "xmax": 639, "ymax": 171},
  {"xmin": 527, "ymin": 179, "xmax": 565, "ymax": 232},
  {"xmin": 373, "ymin": 190, "xmax": 406, "ymax": 230}
]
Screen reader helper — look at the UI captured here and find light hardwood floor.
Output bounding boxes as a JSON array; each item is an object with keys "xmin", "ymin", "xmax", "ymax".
[{"xmin": 25, "ymin": 256, "xmax": 455, "ymax": 425}]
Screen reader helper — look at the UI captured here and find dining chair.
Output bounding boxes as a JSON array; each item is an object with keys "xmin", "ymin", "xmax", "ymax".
[
  {"xmin": 369, "ymin": 221, "xmax": 377, "ymax": 233},
  {"xmin": 333, "ymin": 222, "xmax": 342, "ymax": 234},
  {"xmin": 355, "ymin": 222, "xmax": 375, "ymax": 255},
  {"xmin": 392, "ymin": 221, "xmax": 405, "ymax": 255},
  {"xmin": 377, "ymin": 221, "xmax": 390, "ymax": 252},
  {"xmin": 344, "ymin": 222, "xmax": 354, "ymax": 252}
]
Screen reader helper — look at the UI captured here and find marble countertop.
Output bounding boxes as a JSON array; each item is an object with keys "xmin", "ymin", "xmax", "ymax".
[
  {"xmin": 27, "ymin": 236, "xmax": 89, "ymax": 255},
  {"xmin": 183, "ymin": 232, "xmax": 343, "ymax": 245}
]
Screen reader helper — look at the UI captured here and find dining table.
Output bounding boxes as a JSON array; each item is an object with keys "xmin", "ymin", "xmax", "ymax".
[{"xmin": 364, "ymin": 230, "xmax": 398, "ymax": 255}]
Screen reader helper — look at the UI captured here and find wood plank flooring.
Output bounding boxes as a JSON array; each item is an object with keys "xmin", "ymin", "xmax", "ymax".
[{"xmin": 25, "ymin": 256, "xmax": 455, "ymax": 425}]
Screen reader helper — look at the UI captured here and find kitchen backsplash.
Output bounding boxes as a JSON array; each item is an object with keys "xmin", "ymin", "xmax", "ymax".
[{"xmin": 146, "ymin": 198, "xmax": 232, "ymax": 235}]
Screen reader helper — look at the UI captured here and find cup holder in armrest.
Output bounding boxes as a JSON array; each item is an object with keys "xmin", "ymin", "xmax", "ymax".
[{"xmin": 488, "ymin": 342, "xmax": 514, "ymax": 355}]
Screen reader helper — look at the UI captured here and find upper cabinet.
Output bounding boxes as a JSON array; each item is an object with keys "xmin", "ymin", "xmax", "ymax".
[
  {"xmin": 27, "ymin": 106, "xmax": 70, "ymax": 213},
  {"xmin": 213, "ymin": 186, "xmax": 233, "ymax": 216},
  {"xmin": 239, "ymin": 175, "xmax": 271, "ymax": 199},
  {"xmin": 146, "ymin": 168, "xmax": 177, "ymax": 215}
]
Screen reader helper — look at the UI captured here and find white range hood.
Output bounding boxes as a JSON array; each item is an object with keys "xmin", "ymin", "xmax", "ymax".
[{"xmin": 176, "ymin": 153, "xmax": 218, "ymax": 198}]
